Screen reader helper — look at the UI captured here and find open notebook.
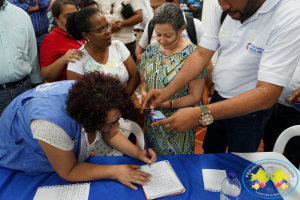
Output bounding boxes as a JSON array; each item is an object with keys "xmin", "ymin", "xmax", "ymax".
[{"xmin": 139, "ymin": 160, "xmax": 186, "ymax": 200}]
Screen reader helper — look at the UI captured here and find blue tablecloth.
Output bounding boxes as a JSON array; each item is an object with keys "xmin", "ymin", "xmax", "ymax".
[{"xmin": 0, "ymin": 153, "xmax": 278, "ymax": 200}]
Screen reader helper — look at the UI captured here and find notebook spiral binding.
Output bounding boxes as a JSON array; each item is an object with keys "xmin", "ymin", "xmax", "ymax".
[
  {"xmin": 205, "ymin": 188, "xmax": 221, "ymax": 192},
  {"xmin": 38, "ymin": 183, "xmax": 89, "ymax": 189}
]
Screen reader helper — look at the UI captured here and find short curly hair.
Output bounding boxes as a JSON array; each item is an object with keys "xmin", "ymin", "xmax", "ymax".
[{"xmin": 66, "ymin": 72, "xmax": 134, "ymax": 133}]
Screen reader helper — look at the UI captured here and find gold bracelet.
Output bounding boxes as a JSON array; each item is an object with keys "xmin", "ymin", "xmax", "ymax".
[{"xmin": 169, "ymin": 100, "xmax": 174, "ymax": 110}]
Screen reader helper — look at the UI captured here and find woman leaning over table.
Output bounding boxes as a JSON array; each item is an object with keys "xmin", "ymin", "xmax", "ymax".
[
  {"xmin": 66, "ymin": 8, "xmax": 140, "ymax": 96},
  {"xmin": 40, "ymin": 0, "xmax": 85, "ymax": 82},
  {"xmin": 140, "ymin": 3, "xmax": 207, "ymax": 155},
  {"xmin": 0, "ymin": 72, "xmax": 156, "ymax": 190}
]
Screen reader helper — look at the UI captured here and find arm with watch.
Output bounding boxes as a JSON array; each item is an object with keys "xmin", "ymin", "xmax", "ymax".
[{"xmin": 141, "ymin": 46, "xmax": 284, "ymax": 133}]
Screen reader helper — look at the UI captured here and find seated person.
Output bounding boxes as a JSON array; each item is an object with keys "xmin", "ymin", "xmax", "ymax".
[
  {"xmin": 40, "ymin": 0, "xmax": 85, "ymax": 82},
  {"xmin": 140, "ymin": 3, "xmax": 207, "ymax": 155},
  {"xmin": 0, "ymin": 72, "xmax": 156, "ymax": 190},
  {"xmin": 66, "ymin": 8, "xmax": 140, "ymax": 96}
]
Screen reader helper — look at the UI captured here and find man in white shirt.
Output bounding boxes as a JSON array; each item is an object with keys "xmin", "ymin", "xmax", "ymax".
[
  {"xmin": 264, "ymin": 61, "xmax": 300, "ymax": 168},
  {"xmin": 135, "ymin": 0, "xmax": 206, "ymax": 62},
  {"xmin": 96, "ymin": 0, "xmax": 142, "ymax": 61},
  {"xmin": 141, "ymin": 0, "xmax": 300, "ymax": 153}
]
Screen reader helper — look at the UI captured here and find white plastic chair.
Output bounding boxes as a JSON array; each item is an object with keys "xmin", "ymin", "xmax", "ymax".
[
  {"xmin": 94, "ymin": 118, "xmax": 145, "ymax": 156},
  {"xmin": 273, "ymin": 125, "xmax": 300, "ymax": 169}
]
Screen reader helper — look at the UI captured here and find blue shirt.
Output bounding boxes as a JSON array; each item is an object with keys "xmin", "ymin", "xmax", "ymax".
[
  {"xmin": 180, "ymin": 0, "xmax": 201, "ymax": 18},
  {"xmin": 9, "ymin": 0, "xmax": 50, "ymax": 34},
  {"xmin": 0, "ymin": 0, "xmax": 42, "ymax": 84}
]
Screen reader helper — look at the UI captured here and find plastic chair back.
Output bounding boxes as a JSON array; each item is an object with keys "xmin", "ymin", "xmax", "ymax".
[{"xmin": 94, "ymin": 118, "xmax": 145, "ymax": 156}]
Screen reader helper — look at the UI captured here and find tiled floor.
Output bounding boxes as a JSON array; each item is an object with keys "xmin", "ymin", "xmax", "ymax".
[{"xmin": 132, "ymin": 94, "xmax": 264, "ymax": 154}]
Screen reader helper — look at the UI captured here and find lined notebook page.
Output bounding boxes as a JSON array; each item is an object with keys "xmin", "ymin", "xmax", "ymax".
[
  {"xmin": 33, "ymin": 183, "xmax": 90, "ymax": 200},
  {"xmin": 139, "ymin": 160, "xmax": 185, "ymax": 200}
]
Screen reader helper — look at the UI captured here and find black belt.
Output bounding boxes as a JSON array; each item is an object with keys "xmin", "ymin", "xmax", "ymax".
[
  {"xmin": 35, "ymin": 30, "xmax": 48, "ymax": 37},
  {"xmin": 134, "ymin": 29, "xmax": 144, "ymax": 32},
  {"xmin": 0, "ymin": 76, "xmax": 29, "ymax": 90}
]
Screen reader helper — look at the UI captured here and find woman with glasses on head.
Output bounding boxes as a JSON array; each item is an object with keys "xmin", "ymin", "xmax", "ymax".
[
  {"xmin": 40, "ymin": 0, "xmax": 85, "ymax": 82},
  {"xmin": 66, "ymin": 8, "xmax": 140, "ymax": 96},
  {"xmin": 0, "ymin": 72, "xmax": 156, "ymax": 190}
]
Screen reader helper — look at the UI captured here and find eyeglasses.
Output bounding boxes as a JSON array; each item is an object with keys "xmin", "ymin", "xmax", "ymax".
[
  {"xmin": 101, "ymin": 115, "xmax": 121, "ymax": 132},
  {"xmin": 92, "ymin": 23, "xmax": 112, "ymax": 35},
  {"xmin": 110, "ymin": 3, "xmax": 115, "ymax": 14}
]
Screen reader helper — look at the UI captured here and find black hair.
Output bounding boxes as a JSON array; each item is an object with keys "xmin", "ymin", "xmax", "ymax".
[
  {"xmin": 52, "ymin": 0, "xmax": 77, "ymax": 19},
  {"xmin": 66, "ymin": 7, "xmax": 100, "ymax": 41},
  {"xmin": 78, "ymin": 0, "xmax": 98, "ymax": 9},
  {"xmin": 166, "ymin": 0, "xmax": 174, "ymax": 2}
]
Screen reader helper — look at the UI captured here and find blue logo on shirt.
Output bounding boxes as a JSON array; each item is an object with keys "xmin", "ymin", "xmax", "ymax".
[{"xmin": 246, "ymin": 39, "xmax": 264, "ymax": 56}]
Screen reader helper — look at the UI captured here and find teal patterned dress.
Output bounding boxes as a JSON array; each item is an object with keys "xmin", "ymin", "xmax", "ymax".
[{"xmin": 141, "ymin": 42, "xmax": 207, "ymax": 155}]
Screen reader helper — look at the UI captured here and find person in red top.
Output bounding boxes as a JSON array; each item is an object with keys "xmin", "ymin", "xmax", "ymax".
[{"xmin": 40, "ymin": 0, "xmax": 85, "ymax": 82}]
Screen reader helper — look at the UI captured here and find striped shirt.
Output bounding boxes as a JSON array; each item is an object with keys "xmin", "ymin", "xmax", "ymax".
[
  {"xmin": 9, "ymin": 0, "xmax": 50, "ymax": 34},
  {"xmin": 180, "ymin": 0, "xmax": 201, "ymax": 18}
]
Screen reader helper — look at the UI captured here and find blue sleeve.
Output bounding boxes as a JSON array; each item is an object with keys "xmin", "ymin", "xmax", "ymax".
[
  {"xmin": 36, "ymin": 0, "xmax": 50, "ymax": 9},
  {"xmin": 9, "ymin": 0, "xmax": 31, "ymax": 10}
]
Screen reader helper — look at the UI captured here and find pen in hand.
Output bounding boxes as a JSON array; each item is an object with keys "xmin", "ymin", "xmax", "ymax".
[{"xmin": 144, "ymin": 135, "xmax": 151, "ymax": 167}]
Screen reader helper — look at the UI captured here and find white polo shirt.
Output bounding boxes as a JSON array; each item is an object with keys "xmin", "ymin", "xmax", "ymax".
[
  {"xmin": 278, "ymin": 60, "xmax": 300, "ymax": 107},
  {"xmin": 199, "ymin": 0, "xmax": 300, "ymax": 98},
  {"xmin": 139, "ymin": 14, "xmax": 205, "ymax": 49}
]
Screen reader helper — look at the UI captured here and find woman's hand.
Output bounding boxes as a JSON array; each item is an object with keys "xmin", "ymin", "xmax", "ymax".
[
  {"xmin": 139, "ymin": 90, "xmax": 148, "ymax": 106},
  {"xmin": 135, "ymin": 148, "xmax": 157, "ymax": 164},
  {"xmin": 61, "ymin": 49, "xmax": 83, "ymax": 64},
  {"xmin": 115, "ymin": 164, "xmax": 152, "ymax": 190}
]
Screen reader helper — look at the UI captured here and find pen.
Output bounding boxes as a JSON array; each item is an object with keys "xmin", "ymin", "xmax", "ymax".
[{"xmin": 144, "ymin": 135, "xmax": 151, "ymax": 167}]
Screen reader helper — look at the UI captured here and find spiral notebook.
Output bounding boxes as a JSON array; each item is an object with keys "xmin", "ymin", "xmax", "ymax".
[
  {"xmin": 139, "ymin": 160, "xmax": 186, "ymax": 200},
  {"xmin": 33, "ymin": 183, "xmax": 90, "ymax": 200},
  {"xmin": 202, "ymin": 169, "xmax": 227, "ymax": 192}
]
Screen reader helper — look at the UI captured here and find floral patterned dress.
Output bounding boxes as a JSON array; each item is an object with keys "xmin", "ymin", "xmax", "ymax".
[{"xmin": 141, "ymin": 42, "xmax": 207, "ymax": 155}]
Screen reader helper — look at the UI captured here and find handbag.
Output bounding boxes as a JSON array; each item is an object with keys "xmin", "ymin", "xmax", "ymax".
[{"xmin": 120, "ymin": 2, "xmax": 134, "ymax": 19}]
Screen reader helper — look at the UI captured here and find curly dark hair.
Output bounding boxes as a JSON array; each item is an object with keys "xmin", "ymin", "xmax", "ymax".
[{"xmin": 66, "ymin": 72, "xmax": 134, "ymax": 133}]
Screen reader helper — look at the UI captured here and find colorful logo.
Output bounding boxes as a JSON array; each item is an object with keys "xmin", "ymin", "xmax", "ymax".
[
  {"xmin": 246, "ymin": 39, "xmax": 264, "ymax": 56},
  {"xmin": 243, "ymin": 159, "xmax": 299, "ymax": 199},
  {"xmin": 246, "ymin": 39, "xmax": 254, "ymax": 50}
]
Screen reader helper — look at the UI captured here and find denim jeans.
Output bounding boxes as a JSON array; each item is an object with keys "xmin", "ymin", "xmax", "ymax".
[
  {"xmin": 202, "ymin": 90, "xmax": 273, "ymax": 153},
  {"xmin": 263, "ymin": 103, "xmax": 300, "ymax": 168},
  {"xmin": 0, "ymin": 77, "xmax": 31, "ymax": 116},
  {"xmin": 36, "ymin": 32, "xmax": 48, "ymax": 56}
]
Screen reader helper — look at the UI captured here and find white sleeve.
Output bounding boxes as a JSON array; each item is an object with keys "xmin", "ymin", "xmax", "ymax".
[
  {"xmin": 67, "ymin": 57, "xmax": 85, "ymax": 75},
  {"xmin": 193, "ymin": 18, "xmax": 206, "ymax": 46},
  {"xmin": 117, "ymin": 41, "xmax": 130, "ymax": 62},
  {"xmin": 131, "ymin": 0, "xmax": 141, "ymax": 11},
  {"xmin": 30, "ymin": 119, "xmax": 74, "ymax": 151},
  {"xmin": 258, "ymin": 24, "xmax": 300, "ymax": 87},
  {"xmin": 199, "ymin": 2, "xmax": 222, "ymax": 50},
  {"xmin": 139, "ymin": 22, "xmax": 150, "ymax": 49}
]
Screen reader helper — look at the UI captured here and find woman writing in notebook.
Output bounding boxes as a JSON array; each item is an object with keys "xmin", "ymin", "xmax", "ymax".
[
  {"xmin": 140, "ymin": 3, "xmax": 207, "ymax": 155},
  {"xmin": 0, "ymin": 72, "xmax": 156, "ymax": 190}
]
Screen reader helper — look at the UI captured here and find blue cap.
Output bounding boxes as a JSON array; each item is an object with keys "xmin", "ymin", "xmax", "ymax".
[{"xmin": 228, "ymin": 172, "xmax": 236, "ymax": 179}]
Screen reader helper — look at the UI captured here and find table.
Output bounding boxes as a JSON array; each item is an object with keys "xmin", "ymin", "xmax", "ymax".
[{"xmin": 0, "ymin": 152, "xmax": 299, "ymax": 200}]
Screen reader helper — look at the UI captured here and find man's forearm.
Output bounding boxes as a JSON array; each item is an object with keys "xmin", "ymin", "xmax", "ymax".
[
  {"xmin": 165, "ymin": 46, "xmax": 214, "ymax": 98},
  {"xmin": 120, "ymin": 10, "xmax": 143, "ymax": 27},
  {"xmin": 135, "ymin": 44, "xmax": 145, "ymax": 63},
  {"xmin": 207, "ymin": 81, "xmax": 284, "ymax": 120}
]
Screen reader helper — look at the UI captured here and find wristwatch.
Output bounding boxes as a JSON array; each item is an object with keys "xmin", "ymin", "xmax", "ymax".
[{"xmin": 199, "ymin": 105, "xmax": 213, "ymax": 125}]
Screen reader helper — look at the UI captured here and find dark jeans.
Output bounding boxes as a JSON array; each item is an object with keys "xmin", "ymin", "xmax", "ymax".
[
  {"xmin": 0, "ymin": 77, "xmax": 31, "ymax": 116},
  {"xmin": 36, "ymin": 32, "xmax": 48, "ymax": 57},
  {"xmin": 263, "ymin": 103, "xmax": 300, "ymax": 168},
  {"xmin": 125, "ymin": 40, "xmax": 136, "ymax": 63},
  {"xmin": 203, "ymin": 91, "xmax": 273, "ymax": 153}
]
